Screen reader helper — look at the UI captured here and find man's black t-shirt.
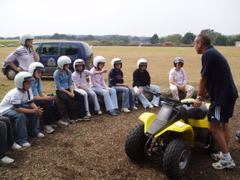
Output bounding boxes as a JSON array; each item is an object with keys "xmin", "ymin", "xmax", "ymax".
[{"xmin": 201, "ymin": 46, "xmax": 238, "ymax": 105}]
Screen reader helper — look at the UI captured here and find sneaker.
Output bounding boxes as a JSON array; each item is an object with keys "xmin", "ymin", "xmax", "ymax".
[
  {"xmin": 108, "ymin": 110, "xmax": 118, "ymax": 116},
  {"xmin": 54, "ymin": 120, "xmax": 68, "ymax": 127},
  {"xmin": 22, "ymin": 142, "xmax": 31, "ymax": 147},
  {"xmin": 148, "ymin": 105, "xmax": 154, "ymax": 108},
  {"xmin": 212, "ymin": 158, "xmax": 235, "ymax": 169},
  {"xmin": 68, "ymin": 119, "xmax": 76, "ymax": 124},
  {"xmin": 1, "ymin": 156, "xmax": 14, "ymax": 164},
  {"xmin": 86, "ymin": 111, "xmax": 91, "ymax": 117},
  {"xmin": 44, "ymin": 125, "xmax": 55, "ymax": 134},
  {"xmin": 114, "ymin": 109, "xmax": 119, "ymax": 114},
  {"xmin": 83, "ymin": 116, "xmax": 91, "ymax": 121},
  {"xmin": 37, "ymin": 133, "xmax": 44, "ymax": 138},
  {"xmin": 211, "ymin": 151, "xmax": 223, "ymax": 161},
  {"xmin": 121, "ymin": 108, "xmax": 130, "ymax": 113},
  {"xmin": 153, "ymin": 104, "xmax": 159, "ymax": 107},
  {"xmin": 132, "ymin": 106, "xmax": 138, "ymax": 110},
  {"xmin": 11, "ymin": 142, "xmax": 22, "ymax": 150},
  {"xmin": 97, "ymin": 110, "xmax": 102, "ymax": 115},
  {"xmin": 159, "ymin": 101, "xmax": 167, "ymax": 105}
]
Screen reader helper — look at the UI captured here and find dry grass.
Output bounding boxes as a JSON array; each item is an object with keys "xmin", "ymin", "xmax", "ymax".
[{"xmin": 0, "ymin": 45, "xmax": 240, "ymax": 179}]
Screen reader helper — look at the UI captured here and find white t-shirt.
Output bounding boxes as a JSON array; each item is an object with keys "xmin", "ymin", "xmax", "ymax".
[
  {"xmin": 0, "ymin": 87, "xmax": 34, "ymax": 114},
  {"xmin": 5, "ymin": 46, "xmax": 35, "ymax": 71},
  {"xmin": 169, "ymin": 68, "xmax": 187, "ymax": 86}
]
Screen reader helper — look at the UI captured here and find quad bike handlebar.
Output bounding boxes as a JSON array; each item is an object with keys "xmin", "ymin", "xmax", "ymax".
[{"xmin": 150, "ymin": 92, "xmax": 194, "ymax": 107}]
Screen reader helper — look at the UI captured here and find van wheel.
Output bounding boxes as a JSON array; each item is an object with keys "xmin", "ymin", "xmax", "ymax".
[{"xmin": 6, "ymin": 67, "xmax": 18, "ymax": 80}]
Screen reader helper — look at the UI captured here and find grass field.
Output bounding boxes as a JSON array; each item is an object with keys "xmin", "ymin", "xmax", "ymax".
[{"xmin": 0, "ymin": 45, "xmax": 239, "ymax": 100}]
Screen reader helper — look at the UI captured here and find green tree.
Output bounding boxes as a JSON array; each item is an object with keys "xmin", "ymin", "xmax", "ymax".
[
  {"xmin": 214, "ymin": 34, "xmax": 227, "ymax": 46},
  {"xmin": 150, "ymin": 34, "xmax": 159, "ymax": 44},
  {"xmin": 200, "ymin": 29, "xmax": 219, "ymax": 44},
  {"xmin": 182, "ymin": 32, "xmax": 196, "ymax": 44},
  {"xmin": 163, "ymin": 34, "xmax": 182, "ymax": 44}
]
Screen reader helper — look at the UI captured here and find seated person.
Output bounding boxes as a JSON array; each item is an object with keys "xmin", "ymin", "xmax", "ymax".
[
  {"xmin": 133, "ymin": 59, "xmax": 160, "ymax": 108},
  {"xmin": 72, "ymin": 59, "xmax": 103, "ymax": 116},
  {"xmin": 0, "ymin": 72, "xmax": 44, "ymax": 147},
  {"xmin": 108, "ymin": 58, "xmax": 137, "ymax": 112},
  {"xmin": 169, "ymin": 57, "xmax": 194, "ymax": 100},
  {"xmin": 89, "ymin": 56, "xmax": 119, "ymax": 116},
  {"xmin": 29, "ymin": 62, "xmax": 68, "ymax": 134},
  {"xmin": 0, "ymin": 116, "xmax": 22, "ymax": 164}
]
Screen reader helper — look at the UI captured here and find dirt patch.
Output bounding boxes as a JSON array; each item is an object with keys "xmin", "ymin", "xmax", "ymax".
[{"xmin": 1, "ymin": 99, "xmax": 240, "ymax": 180}]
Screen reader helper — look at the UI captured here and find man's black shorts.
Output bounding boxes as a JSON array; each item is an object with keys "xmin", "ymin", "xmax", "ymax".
[{"xmin": 208, "ymin": 100, "xmax": 236, "ymax": 123}]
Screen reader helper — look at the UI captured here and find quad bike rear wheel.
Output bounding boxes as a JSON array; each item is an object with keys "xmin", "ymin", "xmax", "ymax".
[
  {"xmin": 163, "ymin": 138, "xmax": 191, "ymax": 179},
  {"xmin": 125, "ymin": 124, "xmax": 148, "ymax": 160}
]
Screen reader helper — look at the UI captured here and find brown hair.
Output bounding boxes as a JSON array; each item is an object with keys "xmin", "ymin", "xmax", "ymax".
[{"xmin": 196, "ymin": 33, "xmax": 211, "ymax": 46}]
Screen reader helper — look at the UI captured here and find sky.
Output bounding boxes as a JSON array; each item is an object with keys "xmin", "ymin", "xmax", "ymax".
[{"xmin": 0, "ymin": 0, "xmax": 240, "ymax": 38}]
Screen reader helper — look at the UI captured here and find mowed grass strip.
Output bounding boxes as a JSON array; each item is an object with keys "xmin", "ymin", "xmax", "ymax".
[{"xmin": 0, "ymin": 46, "xmax": 239, "ymax": 100}]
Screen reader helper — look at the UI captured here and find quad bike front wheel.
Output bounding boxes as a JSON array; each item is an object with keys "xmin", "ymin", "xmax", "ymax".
[
  {"xmin": 163, "ymin": 138, "xmax": 191, "ymax": 179},
  {"xmin": 125, "ymin": 124, "xmax": 149, "ymax": 160}
]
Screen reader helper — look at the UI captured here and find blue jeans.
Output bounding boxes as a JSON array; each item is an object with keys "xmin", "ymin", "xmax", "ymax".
[
  {"xmin": 75, "ymin": 86, "xmax": 100, "ymax": 111},
  {"xmin": 112, "ymin": 86, "xmax": 135, "ymax": 108},
  {"xmin": 3, "ymin": 106, "xmax": 40, "ymax": 145},
  {"xmin": 133, "ymin": 84, "xmax": 160, "ymax": 108},
  {"xmin": 91, "ymin": 87, "xmax": 118, "ymax": 111}
]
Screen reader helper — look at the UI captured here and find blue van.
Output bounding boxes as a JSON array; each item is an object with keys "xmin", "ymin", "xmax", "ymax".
[{"xmin": 2, "ymin": 41, "xmax": 93, "ymax": 80}]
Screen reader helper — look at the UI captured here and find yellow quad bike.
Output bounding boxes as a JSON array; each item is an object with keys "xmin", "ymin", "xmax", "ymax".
[{"xmin": 125, "ymin": 96, "xmax": 218, "ymax": 179}]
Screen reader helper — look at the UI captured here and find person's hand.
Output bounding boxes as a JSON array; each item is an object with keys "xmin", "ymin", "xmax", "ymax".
[
  {"xmin": 193, "ymin": 99, "xmax": 202, "ymax": 107},
  {"xmin": 68, "ymin": 92, "xmax": 75, "ymax": 98},
  {"xmin": 34, "ymin": 106, "xmax": 43, "ymax": 115},
  {"xmin": 146, "ymin": 85, "xmax": 150, "ymax": 89},
  {"xmin": 102, "ymin": 69, "xmax": 108, "ymax": 73},
  {"xmin": 45, "ymin": 96, "xmax": 55, "ymax": 101},
  {"xmin": 84, "ymin": 89, "xmax": 90, "ymax": 94},
  {"xmin": 17, "ymin": 67, "xmax": 24, "ymax": 72},
  {"xmin": 138, "ymin": 87, "xmax": 143, "ymax": 94}
]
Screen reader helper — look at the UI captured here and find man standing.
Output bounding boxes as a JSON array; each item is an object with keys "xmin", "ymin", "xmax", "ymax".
[{"xmin": 193, "ymin": 34, "xmax": 238, "ymax": 169}]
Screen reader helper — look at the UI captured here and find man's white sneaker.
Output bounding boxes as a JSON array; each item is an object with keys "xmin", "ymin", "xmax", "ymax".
[
  {"xmin": 21, "ymin": 142, "xmax": 31, "ymax": 147},
  {"xmin": 212, "ymin": 158, "xmax": 235, "ymax": 169},
  {"xmin": 86, "ymin": 111, "xmax": 91, "ymax": 117},
  {"xmin": 11, "ymin": 142, "xmax": 22, "ymax": 150},
  {"xmin": 153, "ymin": 104, "xmax": 159, "ymax": 107},
  {"xmin": 97, "ymin": 110, "xmax": 102, "ymax": 115},
  {"xmin": 211, "ymin": 151, "xmax": 223, "ymax": 161},
  {"xmin": 37, "ymin": 133, "xmax": 44, "ymax": 138},
  {"xmin": 132, "ymin": 106, "xmax": 138, "ymax": 110},
  {"xmin": 121, "ymin": 108, "xmax": 130, "ymax": 113},
  {"xmin": 44, "ymin": 125, "xmax": 55, "ymax": 134},
  {"xmin": 1, "ymin": 156, "xmax": 14, "ymax": 164}
]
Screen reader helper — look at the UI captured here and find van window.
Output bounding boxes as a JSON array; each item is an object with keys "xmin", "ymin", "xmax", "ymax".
[
  {"xmin": 61, "ymin": 43, "xmax": 78, "ymax": 55},
  {"xmin": 41, "ymin": 43, "xmax": 59, "ymax": 55}
]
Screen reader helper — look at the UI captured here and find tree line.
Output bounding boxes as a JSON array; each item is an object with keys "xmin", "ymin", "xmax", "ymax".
[{"xmin": 1, "ymin": 29, "xmax": 239, "ymax": 46}]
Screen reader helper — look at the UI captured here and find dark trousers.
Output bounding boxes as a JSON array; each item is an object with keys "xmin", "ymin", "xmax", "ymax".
[
  {"xmin": 34, "ymin": 100, "xmax": 62, "ymax": 125},
  {"xmin": 0, "ymin": 117, "xmax": 14, "ymax": 158},
  {"xmin": 56, "ymin": 89, "xmax": 86, "ymax": 120}
]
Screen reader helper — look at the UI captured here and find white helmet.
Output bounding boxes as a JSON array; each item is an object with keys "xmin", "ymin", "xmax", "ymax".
[
  {"xmin": 236, "ymin": 129, "xmax": 240, "ymax": 143},
  {"xmin": 57, "ymin": 56, "xmax": 71, "ymax": 69},
  {"xmin": 28, "ymin": 62, "xmax": 45, "ymax": 78},
  {"xmin": 73, "ymin": 59, "xmax": 85, "ymax": 71},
  {"xmin": 137, "ymin": 59, "xmax": 147, "ymax": 68},
  {"xmin": 20, "ymin": 33, "xmax": 34, "ymax": 45},
  {"xmin": 111, "ymin": 58, "xmax": 122, "ymax": 69},
  {"xmin": 14, "ymin": 72, "xmax": 35, "ymax": 90},
  {"xmin": 93, "ymin": 56, "xmax": 106, "ymax": 68},
  {"xmin": 173, "ymin": 57, "xmax": 184, "ymax": 67}
]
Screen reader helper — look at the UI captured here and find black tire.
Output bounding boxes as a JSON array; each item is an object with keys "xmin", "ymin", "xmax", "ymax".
[
  {"xmin": 163, "ymin": 138, "xmax": 191, "ymax": 179},
  {"xmin": 5, "ymin": 67, "xmax": 18, "ymax": 80},
  {"xmin": 125, "ymin": 124, "xmax": 148, "ymax": 160}
]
